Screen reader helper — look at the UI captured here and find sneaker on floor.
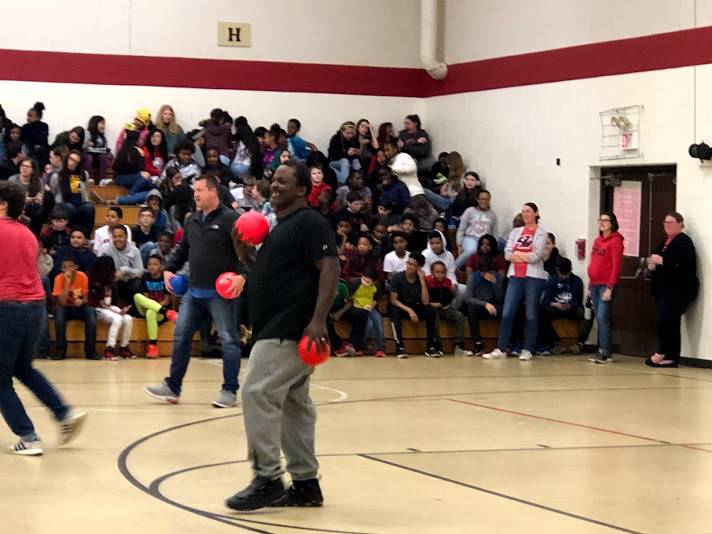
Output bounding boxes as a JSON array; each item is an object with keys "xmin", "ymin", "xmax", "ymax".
[
  {"xmin": 374, "ymin": 350, "xmax": 386, "ymax": 358},
  {"xmin": 50, "ymin": 351, "xmax": 66, "ymax": 361},
  {"xmin": 165, "ymin": 310, "xmax": 179, "ymax": 323},
  {"xmin": 8, "ymin": 439, "xmax": 43, "ymax": 456},
  {"xmin": 85, "ymin": 353, "xmax": 101, "ymax": 360},
  {"xmin": 550, "ymin": 343, "xmax": 566, "ymax": 355},
  {"xmin": 589, "ymin": 354, "xmax": 612, "ymax": 364},
  {"xmin": 335, "ymin": 343, "xmax": 356, "ymax": 357},
  {"xmin": 395, "ymin": 346, "xmax": 409, "ymax": 359},
  {"xmin": 103, "ymin": 347, "xmax": 119, "ymax": 361},
  {"xmin": 482, "ymin": 348, "xmax": 506, "ymax": 360},
  {"xmin": 519, "ymin": 349, "xmax": 533, "ymax": 361},
  {"xmin": 473, "ymin": 341, "xmax": 484, "ymax": 356},
  {"xmin": 454, "ymin": 346, "xmax": 474, "ymax": 357},
  {"xmin": 424, "ymin": 347, "xmax": 442, "ymax": 358},
  {"xmin": 57, "ymin": 410, "xmax": 87, "ymax": 446},
  {"xmin": 212, "ymin": 390, "xmax": 238, "ymax": 408},
  {"xmin": 143, "ymin": 381, "xmax": 180, "ymax": 404},
  {"xmin": 116, "ymin": 345, "xmax": 136, "ymax": 359},
  {"xmin": 274, "ymin": 478, "xmax": 323, "ymax": 507},
  {"xmin": 536, "ymin": 346, "xmax": 551, "ymax": 356},
  {"xmin": 226, "ymin": 477, "xmax": 286, "ymax": 511},
  {"xmin": 146, "ymin": 343, "xmax": 160, "ymax": 359}
]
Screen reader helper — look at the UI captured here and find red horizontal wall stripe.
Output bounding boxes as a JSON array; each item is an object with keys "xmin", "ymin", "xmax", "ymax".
[
  {"xmin": 3, "ymin": 26, "xmax": 712, "ymax": 97},
  {"xmin": 0, "ymin": 48, "xmax": 424, "ymax": 98}
]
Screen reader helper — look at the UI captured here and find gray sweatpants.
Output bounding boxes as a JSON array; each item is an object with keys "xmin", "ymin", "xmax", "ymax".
[{"xmin": 241, "ymin": 338, "xmax": 318, "ymax": 481}]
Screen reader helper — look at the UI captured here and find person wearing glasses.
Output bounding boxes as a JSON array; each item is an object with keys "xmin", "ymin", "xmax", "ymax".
[
  {"xmin": 645, "ymin": 212, "xmax": 699, "ymax": 368},
  {"xmin": 587, "ymin": 212, "xmax": 624, "ymax": 364}
]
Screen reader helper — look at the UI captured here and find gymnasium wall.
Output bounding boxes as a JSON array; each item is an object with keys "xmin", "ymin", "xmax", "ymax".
[
  {"xmin": 0, "ymin": 0, "xmax": 423, "ymax": 150},
  {"xmin": 423, "ymin": 0, "xmax": 712, "ymax": 360}
]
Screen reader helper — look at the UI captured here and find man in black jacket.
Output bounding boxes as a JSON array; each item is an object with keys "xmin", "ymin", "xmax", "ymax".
[{"xmin": 144, "ymin": 175, "xmax": 242, "ymax": 408}]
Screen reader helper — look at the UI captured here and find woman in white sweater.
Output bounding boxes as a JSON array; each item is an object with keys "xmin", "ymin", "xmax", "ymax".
[{"xmin": 483, "ymin": 202, "xmax": 548, "ymax": 361}]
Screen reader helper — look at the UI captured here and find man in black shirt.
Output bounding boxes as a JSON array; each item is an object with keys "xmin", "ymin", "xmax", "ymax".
[
  {"xmin": 389, "ymin": 251, "xmax": 439, "ymax": 358},
  {"xmin": 143, "ymin": 175, "xmax": 242, "ymax": 409},
  {"xmin": 225, "ymin": 160, "xmax": 339, "ymax": 512}
]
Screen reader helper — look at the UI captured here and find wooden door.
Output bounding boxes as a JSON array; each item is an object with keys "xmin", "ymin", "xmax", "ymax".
[{"xmin": 600, "ymin": 165, "xmax": 676, "ymax": 356}]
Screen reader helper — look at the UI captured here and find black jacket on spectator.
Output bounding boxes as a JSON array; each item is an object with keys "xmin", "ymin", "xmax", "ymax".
[
  {"xmin": 328, "ymin": 133, "xmax": 359, "ymax": 162},
  {"xmin": 650, "ymin": 232, "xmax": 699, "ymax": 302},
  {"xmin": 542, "ymin": 273, "xmax": 584, "ymax": 311},
  {"xmin": 398, "ymin": 128, "xmax": 431, "ymax": 161},
  {"xmin": 166, "ymin": 205, "xmax": 241, "ymax": 289},
  {"xmin": 113, "ymin": 145, "xmax": 145, "ymax": 175}
]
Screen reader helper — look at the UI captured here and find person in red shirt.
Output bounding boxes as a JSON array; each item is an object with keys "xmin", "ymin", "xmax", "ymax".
[
  {"xmin": 0, "ymin": 181, "xmax": 87, "ymax": 456},
  {"xmin": 587, "ymin": 211, "xmax": 624, "ymax": 364}
]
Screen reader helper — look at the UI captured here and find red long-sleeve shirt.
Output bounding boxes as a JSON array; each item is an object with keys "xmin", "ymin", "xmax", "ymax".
[
  {"xmin": 587, "ymin": 231, "xmax": 624, "ymax": 288},
  {"xmin": 0, "ymin": 218, "xmax": 45, "ymax": 302}
]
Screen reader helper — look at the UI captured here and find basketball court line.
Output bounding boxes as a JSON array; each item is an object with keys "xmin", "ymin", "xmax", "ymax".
[{"xmin": 358, "ymin": 454, "xmax": 643, "ymax": 534}]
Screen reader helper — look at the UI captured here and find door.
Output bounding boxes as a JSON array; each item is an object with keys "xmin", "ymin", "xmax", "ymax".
[{"xmin": 600, "ymin": 165, "xmax": 676, "ymax": 356}]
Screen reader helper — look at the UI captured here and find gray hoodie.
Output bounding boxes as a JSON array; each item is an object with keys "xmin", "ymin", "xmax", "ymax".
[
  {"xmin": 98, "ymin": 241, "xmax": 143, "ymax": 279},
  {"xmin": 456, "ymin": 206, "xmax": 498, "ymax": 245}
]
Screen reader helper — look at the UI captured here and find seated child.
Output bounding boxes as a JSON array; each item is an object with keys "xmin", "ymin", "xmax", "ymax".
[
  {"xmin": 426, "ymin": 261, "xmax": 473, "ymax": 357},
  {"xmin": 538, "ymin": 257, "xmax": 584, "ymax": 354},
  {"xmin": 89, "ymin": 256, "xmax": 134, "ymax": 361},
  {"xmin": 52, "ymin": 257, "xmax": 98, "ymax": 360},
  {"xmin": 465, "ymin": 256, "xmax": 505, "ymax": 355},
  {"xmin": 133, "ymin": 254, "xmax": 178, "ymax": 358},
  {"xmin": 351, "ymin": 268, "xmax": 385, "ymax": 358}
]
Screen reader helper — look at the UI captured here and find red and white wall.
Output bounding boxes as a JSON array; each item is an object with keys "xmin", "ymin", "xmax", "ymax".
[{"xmin": 2, "ymin": 0, "xmax": 712, "ymax": 359}]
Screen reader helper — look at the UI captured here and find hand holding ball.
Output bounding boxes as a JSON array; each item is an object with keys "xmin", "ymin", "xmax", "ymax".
[
  {"xmin": 216, "ymin": 272, "xmax": 245, "ymax": 300},
  {"xmin": 168, "ymin": 274, "xmax": 188, "ymax": 296},
  {"xmin": 234, "ymin": 211, "xmax": 269, "ymax": 246},
  {"xmin": 298, "ymin": 336, "xmax": 331, "ymax": 366}
]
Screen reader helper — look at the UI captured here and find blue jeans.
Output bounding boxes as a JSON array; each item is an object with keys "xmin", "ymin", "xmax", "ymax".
[
  {"xmin": 0, "ymin": 302, "xmax": 69, "ymax": 440},
  {"xmin": 139, "ymin": 241, "xmax": 156, "ymax": 266},
  {"xmin": 365, "ymin": 309, "xmax": 385, "ymax": 351},
  {"xmin": 590, "ymin": 285, "xmax": 614, "ymax": 356},
  {"xmin": 497, "ymin": 277, "xmax": 546, "ymax": 352},
  {"xmin": 329, "ymin": 158, "xmax": 361, "ymax": 185},
  {"xmin": 424, "ymin": 188, "xmax": 454, "ymax": 213},
  {"xmin": 455, "ymin": 235, "xmax": 479, "ymax": 270},
  {"xmin": 115, "ymin": 173, "xmax": 153, "ymax": 204},
  {"xmin": 55, "ymin": 305, "xmax": 97, "ymax": 357},
  {"xmin": 166, "ymin": 291, "xmax": 241, "ymax": 395}
]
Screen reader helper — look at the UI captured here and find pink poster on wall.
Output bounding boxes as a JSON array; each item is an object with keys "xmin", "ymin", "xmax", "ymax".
[{"xmin": 613, "ymin": 181, "xmax": 641, "ymax": 257}]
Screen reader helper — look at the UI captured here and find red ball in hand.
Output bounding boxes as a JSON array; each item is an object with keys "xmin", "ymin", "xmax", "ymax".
[
  {"xmin": 215, "ymin": 272, "xmax": 245, "ymax": 300},
  {"xmin": 234, "ymin": 211, "xmax": 269, "ymax": 246},
  {"xmin": 297, "ymin": 336, "xmax": 331, "ymax": 366}
]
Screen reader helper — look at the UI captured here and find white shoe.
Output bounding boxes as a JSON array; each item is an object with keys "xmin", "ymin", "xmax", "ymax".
[
  {"xmin": 482, "ymin": 348, "xmax": 506, "ymax": 359},
  {"xmin": 454, "ymin": 346, "xmax": 473, "ymax": 357},
  {"xmin": 58, "ymin": 410, "xmax": 88, "ymax": 446},
  {"xmin": 519, "ymin": 349, "xmax": 533, "ymax": 361},
  {"xmin": 8, "ymin": 439, "xmax": 43, "ymax": 456}
]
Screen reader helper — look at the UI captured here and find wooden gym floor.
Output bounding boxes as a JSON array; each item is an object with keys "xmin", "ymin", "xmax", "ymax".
[{"xmin": 1, "ymin": 354, "xmax": 712, "ymax": 533}]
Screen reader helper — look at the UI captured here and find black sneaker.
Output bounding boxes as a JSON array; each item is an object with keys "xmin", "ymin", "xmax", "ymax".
[
  {"xmin": 85, "ymin": 353, "xmax": 101, "ymax": 360},
  {"xmin": 225, "ymin": 477, "xmax": 286, "ymax": 511},
  {"xmin": 50, "ymin": 351, "xmax": 66, "ymax": 361},
  {"xmin": 589, "ymin": 354, "xmax": 612, "ymax": 364},
  {"xmin": 396, "ymin": 345, "xmax": 408, "ymax": 359},
  {"xmin": 275, "ymin": 478, "xmax": 323, "ymax": 507}
]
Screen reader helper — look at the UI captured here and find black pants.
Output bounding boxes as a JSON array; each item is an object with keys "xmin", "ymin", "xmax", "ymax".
[
  {"xmin": 389, "ymin": 304, "xmax": 438, "ymax": 349},
  {"xmin": 466, "ymin": 303, "xmax": 501, "ymax": 342},
  {"xmin": 656, "ymin": 295, "xmax": 694, "ymax": 363},
  {"xmin": 116, "ymin": 279, "xmax": 142, "ymax": 308},
  {"xmin": 342, "ymin": 308, "xmax": 370, "ymax": 350},
  {"xmin": 537, "ymin": 307, "xmax": 582, "ymax": 347}
]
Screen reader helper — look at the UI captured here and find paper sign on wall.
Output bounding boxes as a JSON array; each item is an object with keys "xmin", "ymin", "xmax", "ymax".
[
  {"xmin": 613, "ymin": 180, "xmax": 641, "ymax": 257},
  {"xmin": 218, "ymin": 22, "xmax": 251, "ymax": 47}
]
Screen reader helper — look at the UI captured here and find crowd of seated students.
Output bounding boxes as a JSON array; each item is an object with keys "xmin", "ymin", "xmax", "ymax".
[{"xmin": 1, "ymin": 100, "xmax": 596, "ymax": 361}]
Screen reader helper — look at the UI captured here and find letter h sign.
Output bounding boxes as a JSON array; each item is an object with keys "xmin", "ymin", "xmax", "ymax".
[{"xmin": 218, "ymin": 22, "xmax": 251, "ymax": 48}]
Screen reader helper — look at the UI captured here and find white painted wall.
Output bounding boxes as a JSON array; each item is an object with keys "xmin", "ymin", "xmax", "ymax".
[
  {"xmin": 443, "ymin": 0, "xmax": 699, "ymax": 64},
  {"xmin": 424, "ymin": 63, "xmax": 712, "ymax": 359},
  {"xmin": 3, "ymin": 0, "xmax": 421, "ymax": 68}
]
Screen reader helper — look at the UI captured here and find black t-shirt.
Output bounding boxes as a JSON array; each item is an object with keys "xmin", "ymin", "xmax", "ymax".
[
  {"xmin": 132, "ymin": 225, "xmax": 159, "ymax": 247},
  {"xmin": 390, "ymin": 271, "xmax": 423, "ymax": 307},
  {"xmin": 249, "ymin": 207, "xmax": 337, "ymax": 342}
]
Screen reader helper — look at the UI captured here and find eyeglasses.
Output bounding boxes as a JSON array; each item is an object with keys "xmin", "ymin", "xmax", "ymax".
[{"xmin": 598, "ymin": 218, "xmax": 611, "ymax": 223}]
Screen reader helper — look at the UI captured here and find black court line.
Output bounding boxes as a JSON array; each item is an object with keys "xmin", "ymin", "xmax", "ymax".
[
  {"xmin": 359, "ymin": 454, "xmax": 643, "ymax": 534},
  {"xmin": 147, "ymin": 459, "xmax": 377, "ymax": 534}
]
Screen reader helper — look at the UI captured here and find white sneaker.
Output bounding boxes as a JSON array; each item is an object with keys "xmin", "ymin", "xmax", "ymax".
[
  {"xmin": 454, "ymin": 346, "xmax": 474, "ymax": 357},
  {"xmin": 482, "ymin": 348, "xmax": 506, "ymax": 359},
  {"xmin": 8, "ymin": 439, "xmax": 43, "ymax": 456},
  {"xmin": 519, "ymin": 349, "xmax": 533, "ymax": 361},
  {"xmin": 57, "ymin": 410, "xmax": 88, "ymax": 446}
]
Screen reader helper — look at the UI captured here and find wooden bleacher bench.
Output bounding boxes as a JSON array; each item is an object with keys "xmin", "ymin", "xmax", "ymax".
[
  {"xmin": 88, "ymin": 184, "xmax": 128, "ymax": 204},
  {"xmin": 48, "ymin": 319, "xmax": 201, "ymax": 358},
  {"xmin": 94, "ymin": 204, "xmax": 141, "ymax": 228}
]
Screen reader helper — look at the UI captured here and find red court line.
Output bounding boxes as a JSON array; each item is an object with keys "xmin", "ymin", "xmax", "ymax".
[{"xmin": 451, "ymin": 398, "xmax": 667, "ymax": 444}]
